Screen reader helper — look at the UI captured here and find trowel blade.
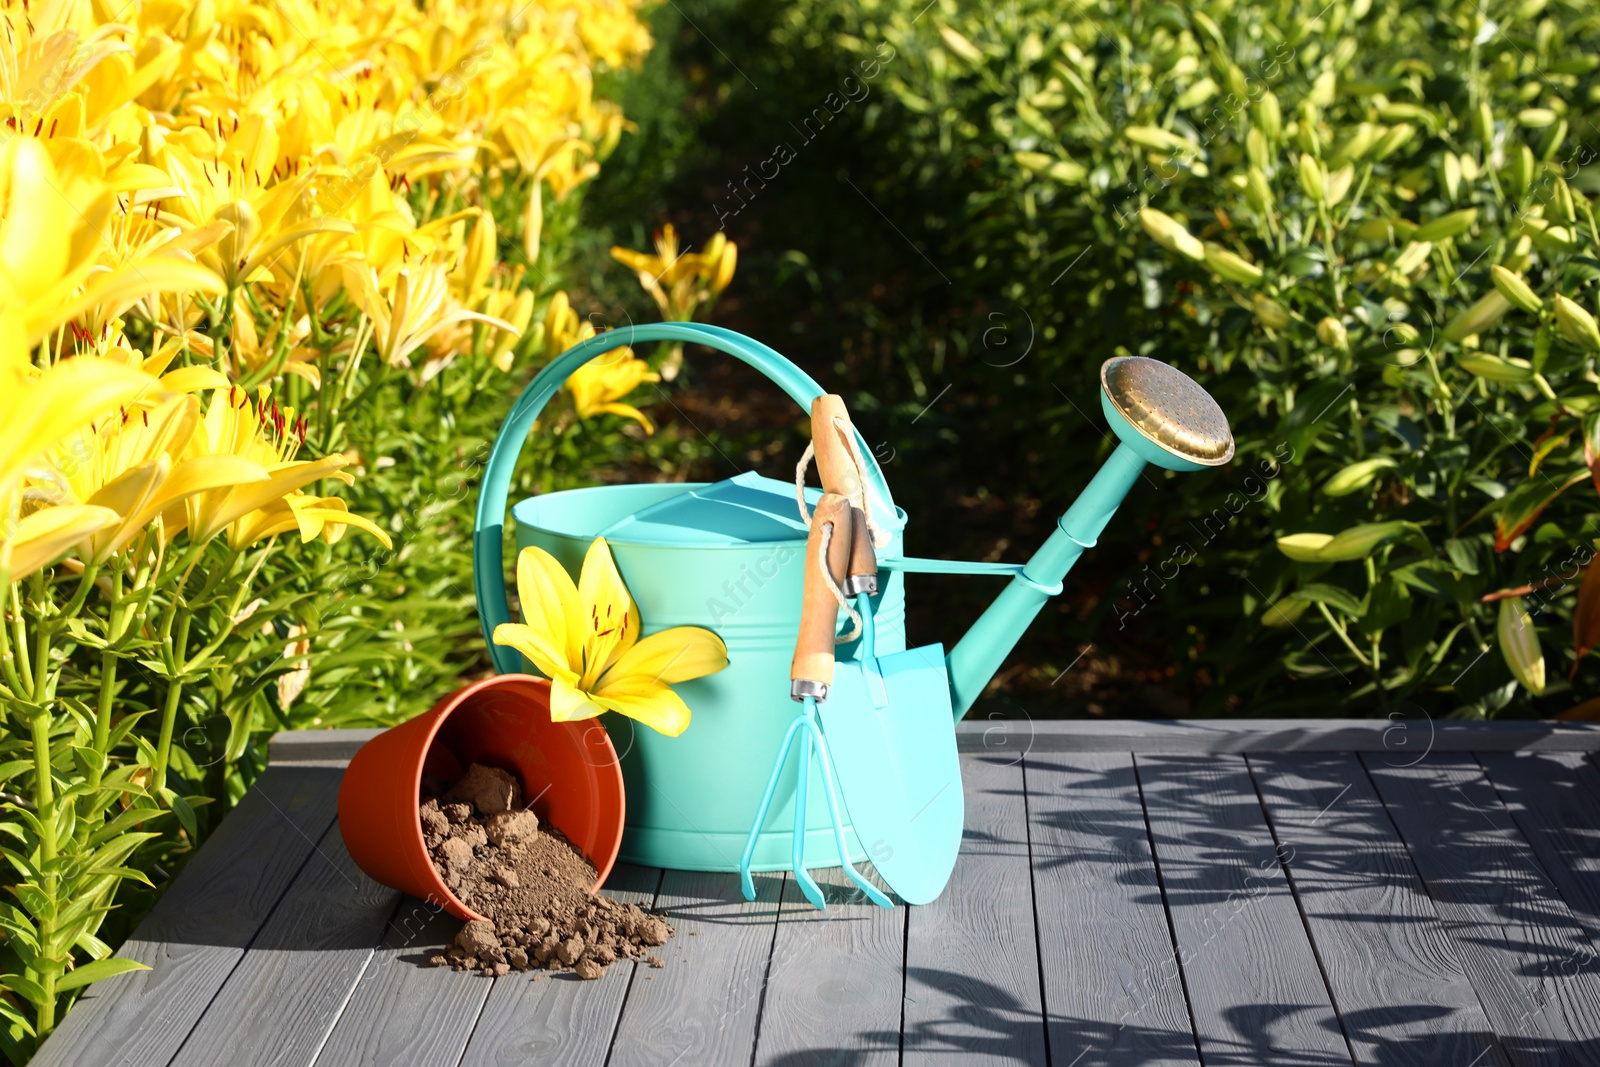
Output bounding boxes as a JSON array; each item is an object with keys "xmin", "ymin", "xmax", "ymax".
[{"xmin": 817, "ymin": 642, "xmax": 963, "ymax": 906}]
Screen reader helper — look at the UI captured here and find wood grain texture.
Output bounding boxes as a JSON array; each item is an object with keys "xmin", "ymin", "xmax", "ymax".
[
  {"xmin": 169, "ymin": 818, "xmax": 399, "ymax": 1067},
  {"xmin": 752, "ymin": 866, "xmax": 906, "ymax": 1066},
  {"xmin": 264, "ymin": 720, "xmax": 1600, "ymax": 766},
  {"xmin": 1025, "ymin": 751, "xmax": 1199, "ymax": 1067},
  {"xmin": 456, "ymin": 864, "xmax": 661, "ymax": 1067},
  {"xmin": 1479, "ymin": 752, "xmax": 1600, "ymax": 948},
  {"xmin": 1249, "ymin": 753, "xmax": 1507, "ymax": 1066},
  {"xmin": 1365, "ymin": 754, "xmax": 1600, "ymax": 1066},
  {"xmin": 901, "ymin": 754, "xmax": 1045, "ymax": 1066},
  {"xmin": 31, "ymin": 763, "xmax": 344, "ymax": 1067},
  {"xmin": 1137, "ymin": 755, "xmax": 1350, "ymax": 1065},
  {"xmin": 311, "ymin": 900, "xmax": 492, "ymax": 1067},
  {"xmin": 608, "ymin": 870, "xmax": 782, "ymax": 1067},
  {"xmin": 951, "ymin": 720, "xmax": 1600, "ymax": 753}
]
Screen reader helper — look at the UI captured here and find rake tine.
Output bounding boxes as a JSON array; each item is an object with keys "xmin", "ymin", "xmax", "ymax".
[
  {"xmin": 740, "ymin": 712, "xmax": 806, "ymax": 902},
  {"xmin": 791, "ymin": 700, "xmax": 826, "ymax": 910}
]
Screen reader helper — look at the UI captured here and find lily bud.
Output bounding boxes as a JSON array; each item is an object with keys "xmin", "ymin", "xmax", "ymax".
[
  {"xmin": 1253, "ymin": 293, "xmax": 1292, "ymax": 330},
  {"xmin": 1316, "ymin": 316, "xmax": 1348, "ymax": 350},
  {"xmin": 1554, "ymin": 294, "xmax": 1600, "ymax": 352},
  {"xmin": 1392, "ymin": 241, "xmax": 1433, "ymax": 278},
  {"xmin": 1442, "ymin": 291, "xmax": 1511, "ymax": 342},
  {"xmin": 1245, "ymin": 167, "xmax": 1274, "ymax": 214},
  {"xmin": 1257, "ymin": 91, "xmax": 1282, "ymax": 141},
  {"xmin": 1412, "ymin": 209, "xmax": 1477, "ymax": 243},
  {"xmin": 462, "ymin": 213, "xmax": 496, "ymax": 300},
  {"xmin": 1458, "ymin": 353, "xmax": 1535, "ymax": 382},
  {"xmin": 1373, "ymin": 123, "xmax": 1415, "ymax": 161},
  {"xmin": 711, "ymin": 240, "xmax": 737, "ymax": 295},
  {"xmin": 1203, "ymin": 243, "xmax": 1264, "ymax": 286},
  {"xmin": 1297, "ymin": 153, "xmax": 1325, "ymax": 202},
  {"xmin": 1490, "ymin": 265, "xmax": 1542, "ymax": 313},
  {"xmin": 1138, "ymin": 208, "xmax": 1204, "ymax": 261}
]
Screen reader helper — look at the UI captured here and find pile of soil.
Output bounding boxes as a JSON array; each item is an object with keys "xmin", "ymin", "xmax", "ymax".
[{"xmin": 420, "ymin": 763, "xmax": 671, "ymax": 979}]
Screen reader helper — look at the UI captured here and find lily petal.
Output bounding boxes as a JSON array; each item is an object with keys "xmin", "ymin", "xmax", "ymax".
[
  {"xmin": 513, "ymin": 545, "xmax": 582, "ymax": 668},
  {"xmin": 592, "ymin": 678, "xmax": 693, "ymax": 738},
  {"xmin": 576, "ymin": 537, "xmax": 638, "ymax": 685},
  {"xmin": 4, "ymin": 504, "xmax": 119, "ymax": 580},
  {"xmin": 550, "ymin": 671, "xmax": 606, "ymax": 723},
  {"xmin": 601, "ymin": 626, "xmax": 728, "ymax": 688}
]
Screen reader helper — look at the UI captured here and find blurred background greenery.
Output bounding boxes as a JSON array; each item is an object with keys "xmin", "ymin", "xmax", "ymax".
[{"xmin": 552, "ymin": 0, "xmax": 1600, "ymax": 723}]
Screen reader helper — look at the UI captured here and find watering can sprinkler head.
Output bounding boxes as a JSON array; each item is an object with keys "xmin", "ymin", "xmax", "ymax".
[
  {"xmin": 944, "ymin": 357, "xmax": 1233, "ymax": 719},
  {"xmin": 1099, "ymin": 356, "xmax": 1234, "ymax": 472}
]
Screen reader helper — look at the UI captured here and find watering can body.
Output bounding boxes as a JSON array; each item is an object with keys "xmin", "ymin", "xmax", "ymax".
[{"xmin": 510, "ymin": 473, "xmax": 907, "ymax": 871}]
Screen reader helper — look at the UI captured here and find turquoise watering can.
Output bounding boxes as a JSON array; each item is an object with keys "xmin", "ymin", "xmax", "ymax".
[{"xmin": 474, "ymin": 323, "xmax": 1233, "ymax": 876}]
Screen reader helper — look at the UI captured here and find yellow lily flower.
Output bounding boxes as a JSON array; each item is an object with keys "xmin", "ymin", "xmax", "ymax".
[
  {"xmin": 29, "ymin": 397, "xmax": 269, "ymax": 564},
  {"xmin": 169, "ymin": 385, "xmax": 388, "ymax": 550},
  {"xmin": 0, "ymin": 312, "xmax": 156, "ymax": 567},
  {"xmin": 344, "ymin": 258, "xmax": 519, "ymax": 368},
  {"xmin": 0, "ymin": 136, "xmax": 225, "ymax": 344},
  {"xmin": 493, "ymin": 539, "xmax": 727, "ymax": 737},
  {"xmin": 567, "ymin": 346, "xmax": 661, "ymax": 432},
  {"xmin": 610, "ymin": 224, "xmax": 739, "ymax": 322},
  {"xmin": 544, "ymin": 291, "xmax": 661, "ymax": 431}
]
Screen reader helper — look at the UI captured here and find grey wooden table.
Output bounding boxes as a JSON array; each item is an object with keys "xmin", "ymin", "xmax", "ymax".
[{"xmin": 33, "ymin": 718, "xmax": 1600, "ymax": 1066}]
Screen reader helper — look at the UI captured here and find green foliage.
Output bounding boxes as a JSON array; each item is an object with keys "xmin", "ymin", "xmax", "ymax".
[{"xmin": 765, "ymin": 0, "xmax": 1600, "ymax": 716}]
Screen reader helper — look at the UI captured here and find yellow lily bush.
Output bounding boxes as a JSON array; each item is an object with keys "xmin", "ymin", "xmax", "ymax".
[
  {"xmin": 0, "ymin": 0, "xmax": 666, "ymax": 1054},
  {"xmin": 494, "ymin": 539, "xmax": 728, "ymax": 737}
]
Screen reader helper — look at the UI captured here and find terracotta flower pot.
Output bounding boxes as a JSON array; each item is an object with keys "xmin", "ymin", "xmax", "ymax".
[{"xmin": 338, "ymin": 674, "xmax": 625, "ymax": 920}]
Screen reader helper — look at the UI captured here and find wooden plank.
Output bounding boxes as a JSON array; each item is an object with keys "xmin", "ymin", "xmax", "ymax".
[
  {"xmin": 951, "ymin": 720, "xmax": 1600, "ymax": 753},
  {"xmin": 902, "ymin": 754, "xmax": 1046, "ymax": 1066},
  {"xmin": 169, "ymin": 819, "xmax": 399, "ymax": 1067},
  {"xmin": 1249, "ymin": 754, "xmax": 1507, "ymax": 1066},
  {"xmin": 1138, "ymin": 755, "xmax": 1349, "ymax": 1064},
  {"xmin": 270, "ymin": 728, "xmax": 381, "ymax": 763},
  {"xmin": 751, "ymin": 866, "xmax": 905, "ymax": 1065},
  {"xmin": 1024, "ymin": 752, "xmax": 1199, "ymax": 1066},
  {"xmin": 456, "ymin": 864, "xmax": 662, "ymax": 1067},
  {"xmin": 1365, "ymin": 754, "xmax": 1600, "ymax": 1065},
  {"xmin": 607, "ymin": 870, "xmax": 782, "ymax": 1067},
  {"xmin": 267, "ymin": 720, "xmax": 1600, "ymax": 765},
  {"xmin": 1479, "ymin": 752, "xmax": 1600, "ymax": 948},
  {"xmin": 31, "ymin": 764, "xmax": 344, "ymax": 1067},
  {"xmin": 312, "ymin": 900, "xmax": 493, "ymax": 1067}
]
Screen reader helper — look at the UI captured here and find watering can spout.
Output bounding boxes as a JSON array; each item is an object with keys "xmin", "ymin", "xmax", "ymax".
[{"xmin": 945, "ymin": 357, "xmax": 1235, "ymax": 720}]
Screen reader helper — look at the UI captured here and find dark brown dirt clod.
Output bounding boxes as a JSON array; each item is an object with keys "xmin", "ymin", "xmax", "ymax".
[{"xmin": 422, "ymin": 763, "xmax": 672, "ymax": 978}]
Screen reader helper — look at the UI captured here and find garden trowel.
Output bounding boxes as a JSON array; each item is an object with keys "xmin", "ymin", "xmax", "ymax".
[{"xmin": 810, "ymin": 396, "xmax": 964, "ymax": 906}]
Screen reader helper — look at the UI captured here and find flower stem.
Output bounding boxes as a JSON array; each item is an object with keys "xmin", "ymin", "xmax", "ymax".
[{"xmin": 152, "ymin": 610, "xmax": 193, "ymax": 796}]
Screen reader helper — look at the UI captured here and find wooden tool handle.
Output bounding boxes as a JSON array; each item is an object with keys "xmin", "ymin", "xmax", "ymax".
[
  {"xmin": 845, "ymin": 504, "xmax": 878, "ymax": 596},
  {"xmin": 810, "ymin": 394, "xmax": 862, "ymax": 503},
  {"xmin": 791, "ymin": 493, "xmax": 852, "ymax": 699}
]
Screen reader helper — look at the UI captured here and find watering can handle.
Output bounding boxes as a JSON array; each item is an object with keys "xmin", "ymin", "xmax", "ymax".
[{"xmin": 474, "ymin": 322, "xmax": 900, "ymax": 674}]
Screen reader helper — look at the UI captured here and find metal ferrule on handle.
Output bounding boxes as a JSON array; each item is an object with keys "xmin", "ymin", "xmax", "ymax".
[{"xmin": 944, "ymin": 442, "xmax": 1148, "ymax": 720}]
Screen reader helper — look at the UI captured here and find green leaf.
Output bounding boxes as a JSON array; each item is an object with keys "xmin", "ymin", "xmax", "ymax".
[
  {"xmin": 1493, "ymin": 470, "xmax": 1589, "ymax": 550},
  {"xmin": 56, "ymin": 957, "xmax": 150, "ymax": 993},
  {"xmin": 162, "ymin": 790, "xmax": 199, "ymax": 840},
  {"xmin": 1498, "ymin": 596, "xmax": 1546, "ymax": 695},
  {"xmin": 0, "ymin": 974, "xmax": 48, "ymax": 1008},
  {"xmin": 1288, "ymin": 583, "xmax": 1366, "ymax": 616}
]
